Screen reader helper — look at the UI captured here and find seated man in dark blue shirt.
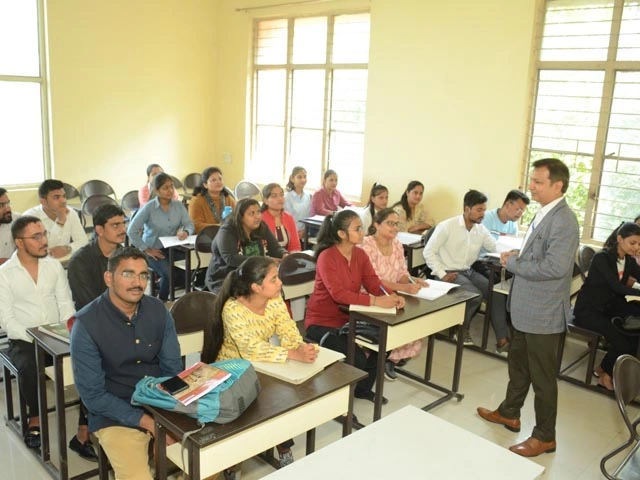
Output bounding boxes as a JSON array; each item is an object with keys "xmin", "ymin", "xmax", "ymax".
[{"xmin": 70, "ymin": 247, "xmax": 182, "ymax": 480}]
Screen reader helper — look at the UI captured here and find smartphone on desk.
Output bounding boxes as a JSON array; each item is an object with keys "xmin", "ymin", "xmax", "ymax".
[{"xmin": 159, "ymin": 375, "xmax": 189, "ymax": 395}]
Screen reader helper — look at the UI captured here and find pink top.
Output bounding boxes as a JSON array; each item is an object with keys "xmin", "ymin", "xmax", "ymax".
[
  {"xmin": 260, "ymin": 210, "xmax": 302, "ymax": 252},
  {"xmin": 361, "ymin": 236, "xmax": 409, "ymax": 283},
  {"xmin": 310, "ymin": 188, "xmax": 352, "ymax": 216},
  {"xmin": 305, "ymin": 245, "xmax": 383, "ymax": 329},
  {"xmin": 138, "ymin": 184, "xmax": 179, "ymax": 207}
]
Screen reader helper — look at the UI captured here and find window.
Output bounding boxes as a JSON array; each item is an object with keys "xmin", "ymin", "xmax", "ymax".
[
  {"xmin": 248, "ymin": 13, "xmax": 370, "ymax": 198},
  {"xmin": 525, "ymin": 0, "xmax": 640, "ymax": 241},
  {"xmin": 0, "ymin": 0, "xmax": 49, "ymax": 186}
]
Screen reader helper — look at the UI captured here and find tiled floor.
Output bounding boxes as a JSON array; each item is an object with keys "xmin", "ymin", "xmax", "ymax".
[{"xmin": 1, "ymin": 322, "xmax": 637, "ymax": 479}]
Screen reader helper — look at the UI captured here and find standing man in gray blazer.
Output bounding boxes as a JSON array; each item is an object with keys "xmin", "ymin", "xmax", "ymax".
[{"xmin": 477, "ymin": 158, "xmax": 579, "ymax": 457}]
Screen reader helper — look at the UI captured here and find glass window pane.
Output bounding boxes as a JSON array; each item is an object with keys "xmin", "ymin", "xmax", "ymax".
[
  {"xmin": 541, "ymin": 0, "xmax": 613, "ymax": 61},
  {"xmin": 291, "ymin": 70, "xmax": 325, "ymax": 129},
  {"xmin": 0, "ymin": 0, "xmax": 40, "ymax": 76},
  {"xmin": 292, "ymin": 17, "xmax": 327, "ymax": 64},
  {"xmin": 289, "ymin": 128, "xmax": 323, "ymax": 188},
  {"xmin": 333, "ymin": 13, "xmax": 370, "ymax": 64},
  {"xmin": 618, "ymin": 2, "xmax": 640, "ymax": 60},
  {"xmin": 256, "ymin": 70, "xmax": 286, "ymax": 125},
  {"xmin": 0, "ymin": 81, "xmax": 45, "ymax": 184},
  {"xmin": 251, "ymin": 126, "xmax": 284, "ymax": 182},
  {"xmin": 594, "ymin": 158, "xmax": 640, "ymax": 240},
  {"xmin": 331, "ymin": 70, "xmax": 368, "ymax": 132},
  {"xmin": 328, "ymin": 131, "xmax": 364, "ymax": 197},
  {"xmin": 605, "ymin": 71, "xmax": 640, "ymax": 157},
  {"xmin": 255, "ymin": 19, "xmax": 287, "ymax": 65}
]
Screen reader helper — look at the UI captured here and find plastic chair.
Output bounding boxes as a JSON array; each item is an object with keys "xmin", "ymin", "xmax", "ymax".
[
  {"xmin": 120, "ymin": 190, "xmax": 140, "ymax": 215},
  {"xmin": 190, "ymin": 225, "xmax": 219, "ymax": 291},
  {"xmin": 81, "ymin": 194, "xmax": 119, "ymax": 219},
  {"xmin": 234, "ymin": 180, "xmax": 261, "ymax": 200},
  {"xmin": 183, "ymin": 173, "xmax": 202, "ymax": 195},
  {"xmin": 80, "ymin": 180, "xmax": 117, "ymax": 202},
  {"xmin": 62, "ymin": 182, "xmax": 81, "ymax": 202},
  {"xmin": 170, "ymin": 291, "xmax": 217, "ymax": 358},
  {"xmin": 279, "ymin": 252, "xmax": 316, "ymax": 301},
  {"xmin": 600, "ymin": 354, "xmax": 640, "ymax": 479},
  {"xmin": 578, "ymin": 245, "xmax": 596, "ymax": 282}
]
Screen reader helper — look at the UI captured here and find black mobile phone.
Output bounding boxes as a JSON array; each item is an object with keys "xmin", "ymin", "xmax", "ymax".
[{"xmin": 159, "ymin": 375, "xmax": 189, "ymax": 395}]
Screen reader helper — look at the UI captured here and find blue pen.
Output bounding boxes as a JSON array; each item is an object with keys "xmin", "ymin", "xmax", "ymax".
[{"xmin": 379, "ymin": 285, "xmax": 390, "ymax": 296}]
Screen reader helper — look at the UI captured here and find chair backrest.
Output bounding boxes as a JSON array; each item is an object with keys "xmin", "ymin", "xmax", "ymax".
[
  {"xmin": 190, "ymin": 225, "xmax": 219, "ymax": 290},
  {"xmin": 195, "ymin": 225, "xmax": 219, "ymax": 254},
  {"xmin": 578, "ymin": 245, "xmax": 596, "ymax": 281},
  {"xmin": 62, "ymin": 182, "xmax": 81, "ymax": 201},
  {"xmin": 80, "ymin": 180, "xmax": 117, "ymax": 201},
  {"xmin": 234, "ymin": 180, "xmax": 261, "ymax": 200},
  {"xmin": 81, "ymin": 194, "xmax": 119, "ymax": 218},
  {"xmin": 120, "ymin": 190, "xmax": 140, "ymax": 212},
  {"xmin": 613, "ymin": 354, "xmax": 640, "ymax": 409},
  {"xmin": 169, "ymin": 175, "xmax": 184, "ymax": 191},
  {"xmin": 170, "ymin": 291, "xmax": 217, "ymax": 356},
  {"xmin": 279, "ymin": 252, "xmax": 316, "ymax": 300},
  {"xmin": 183, "ymin": 173, "xmax": 202, "ymax": 194}
]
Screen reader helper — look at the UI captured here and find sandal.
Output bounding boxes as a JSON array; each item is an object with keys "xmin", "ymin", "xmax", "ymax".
[{"xmin": 24, "ymin": 426, "xmax": 41, "ymax": 449}]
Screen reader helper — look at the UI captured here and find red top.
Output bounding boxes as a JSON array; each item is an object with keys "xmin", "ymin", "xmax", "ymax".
[
  {"xmin": 260, "ymin": 210, "xmax": 302, "ymax": 253},
  {"xmin": 310, "ymin": 188, "xmax": 352, "ymax": 216},
  {"xmin": 305, "ymin": 245, "xmax": 383, "ymax": 329}
]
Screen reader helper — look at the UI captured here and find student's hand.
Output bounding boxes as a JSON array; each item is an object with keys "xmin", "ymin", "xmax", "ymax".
[
  {"xmin": 628, "ymin": 276, "xmax": 638, "ymax": 287},
  {"xmin": 376, "ymin": 294, "xmax": 404, "ymax": 309},
  {"xmin": 500, "ymin": 250, "xmax": 518, "ymax": 266},
  {"xmin": 55, "ymin": 207, "xmax": 69, "ymax": 226},
  {"xmin": 145, "ymin": 248, "xmax": 165, "ymax": 260},
  {"xmin": 441, "ymin": 272, "xmax": 457, "ymax": 283},
  {"xmin": 139, "ymin": 414, "xmax": 155, "ymax": 436},
  {"xmin": 416, "ymin": 278, "xmax": 429, "ymax": 287},
  {"xmin": 288, "ymin": 343, "xmax": 318, "ymax": 363},
  {"xmin": 48, "ymin": 246, "xmax": 70, "ymax": 258},
  {"xmin": 399, "ymin": 283, "xmax": 421, "ymax": 294},
  {"xmin": 177, "ymin": 230, "xmax": 188, "ymax": 241}
]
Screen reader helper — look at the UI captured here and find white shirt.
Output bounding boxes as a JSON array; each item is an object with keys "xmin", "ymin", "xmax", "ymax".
[
  {"xmin": 0, "ymin": 252, "xmax": 75, "ymax": 343},
  {"xmin": 0, "ymin": 212, "xmax": 19, "ymax": 260},
  {"xmin": 424, "ymin": 215, "xmax": 496, "ymax": 279},
  {"xmin": 519, "ymin": 196, "xmax": 563, "ymax": 255},
  {"xmin": 23, "ymin": 204, "xmax": 88, "ymax": 253}
]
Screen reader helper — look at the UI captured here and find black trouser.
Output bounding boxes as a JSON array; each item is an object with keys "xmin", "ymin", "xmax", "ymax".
[
  {"xmin": 305, "ymin": 324, "xmax": 378, "ymax": 395},
  {"xmin": 9, "ymin": 339, "xmax": 88, "ymax": 425},
  {"xmin": 574, "ymin": 304, "xmax": 640, "ymax": 375}
]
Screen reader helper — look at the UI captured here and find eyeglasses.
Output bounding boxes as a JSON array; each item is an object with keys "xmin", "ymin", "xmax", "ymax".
[
  {"xmin": 383, "ymin": 220, "xmax": 400, "ymax": 228},
  {"xmin": 118, "ymin": 271, "xmax": 150, "ymax": 281},
  {"xmin": 0, "ymin": 201, "xmax": 10, "ymax": 208},
  {"xmin": 17, "ymin": 231, "xmax": 48, "ymax": 242}
]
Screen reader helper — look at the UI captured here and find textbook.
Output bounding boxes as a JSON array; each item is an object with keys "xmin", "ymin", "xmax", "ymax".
[
  {"xmin": 349, "ymin": 304, "xmax": 396, "ymax": 315},
  {"xmin": 626, "ymin": 295, "xmax": 640, "ymax": 303},
  {"xmin": 159, "ymin": 361, "xmax": 231, "ymax": 406},
  {"xmin": 404, "ymin": 279, "xmax": 458, "ymax": 301},
  {"xmin": 38, "ymin": 322, "xmax": 70, "ymax": 344},
  {"xmin": 251, "ymin": 346, "xmax": 345, "ymax": 385}
]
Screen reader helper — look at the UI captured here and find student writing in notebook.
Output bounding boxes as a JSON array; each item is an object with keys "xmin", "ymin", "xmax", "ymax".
[{"xmin": 201, "ymin": 256, "xmax": 317, "ymax": 471}]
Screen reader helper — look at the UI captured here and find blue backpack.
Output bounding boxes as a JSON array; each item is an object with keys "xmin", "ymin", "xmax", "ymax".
[{"xmin": 131, "ymin": 358, "xmax": 260, "ymax": 425}]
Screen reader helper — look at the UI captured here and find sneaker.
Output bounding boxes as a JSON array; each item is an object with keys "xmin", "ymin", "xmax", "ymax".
[
  {"xmin": 384, "ymin": 361, "xmax": 397, "ymax": 381},
  {"xmin": 278, "ymin": 449, "xmax": 294, "ymax": 468},
  {"xmin": 24, "ymin": 426, "xmax": 41, "ymax": 450},
  {"xmin": 495, "ymin": 341, "xmax": 510, "ymax": 357},
  {"xmin": 69, "ymin": 435, "xmax": 98, "ymax": 462},
  {"xmin": 461, "ymin": 329, "xmax": 474, "ymax": 346},
  {"xmin": 224, "ymin": 468, "xmax": 239, "ymax": 480}
]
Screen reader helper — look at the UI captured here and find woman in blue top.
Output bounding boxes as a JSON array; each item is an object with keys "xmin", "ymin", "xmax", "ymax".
[
  {"xmin": 127, "ymin": 173, "xmax": 194, "ymax": 301},
  {"xmin": 284, "ymin": 166, "xmax": 312, "ymax": 238}
]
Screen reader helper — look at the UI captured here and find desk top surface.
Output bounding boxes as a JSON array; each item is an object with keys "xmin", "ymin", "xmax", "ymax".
[
  {"xmin": 350, "ymin": 290, "xmax": 477, "ymax": 327},
  {"xmin": 27, "ymin": 326, "xmax": 71, "ymax": 357},
  {"xmin": 263, "ymin": 405, "xmax": 545, "ymax": 479},
  {"xmin": 147, "ymin": 361, "xmax": 365, "ymax": 448}
]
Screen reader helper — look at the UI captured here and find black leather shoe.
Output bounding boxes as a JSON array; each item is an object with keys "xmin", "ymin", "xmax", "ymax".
[
  {"xmin": 24, "ymin": 426, "xmax": 41, "ymax": 449},
  {"xmin": 69, "ymin": 435, "xmax": 98, "ymax": 462},
  {"xmin": 355, "ymin": 390, "xmax": 389, "ymax": 405}
]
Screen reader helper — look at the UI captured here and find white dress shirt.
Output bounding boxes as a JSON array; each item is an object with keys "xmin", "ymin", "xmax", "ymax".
[
  {"xmin": 424, "ymin": 214, "xmax": 496, "ymax": 279},
  {"xmin": 0, "ymin": 252, "xmax": 75, "ymax": 343},
  {"xmin": 23, "ymin": 204, "xmax": 88, "ymax": 253}
]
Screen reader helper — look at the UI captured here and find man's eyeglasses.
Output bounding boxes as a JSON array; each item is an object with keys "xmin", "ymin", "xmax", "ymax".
[
  {"xmin": 17, "ymin": 231, "xmax": 47, "ymax": 242},
  {"xmin": 0, "ymin": 201, "xmax": 10, "ymax": 208},
  {"xmin": 383, "ymin": 220, "xmax": 400, "ymax": 228},
  {"xmin": 118, "ymin": 271, "xmax": 150, "ymax": 281}
]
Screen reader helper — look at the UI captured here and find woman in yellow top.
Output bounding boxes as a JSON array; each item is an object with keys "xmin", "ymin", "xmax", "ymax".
[
  {"xmin": 188, "ymin": 166, "xmax": 236, "ymax": 233},
  {"xmin": 202, "ymin": 256, "xmax": 317, "ymax": 470},
  {"xmin": 392, "ymin": 180, "xmax": 435, "ymax": 233}
]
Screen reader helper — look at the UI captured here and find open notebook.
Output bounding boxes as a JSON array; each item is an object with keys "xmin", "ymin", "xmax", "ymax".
[
  {"xmin": 251, "ymin": 346, "xmax": 345, "ymax": 385},
  {"xmin": 404, "ymin": 279, "xmax": 458, "ymax": 301}
]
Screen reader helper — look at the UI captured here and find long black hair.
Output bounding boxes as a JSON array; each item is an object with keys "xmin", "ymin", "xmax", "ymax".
[
  {"xmin": 365, "ymin": 183, "xmax": 388, "ymax": 221},
  {"xmin": 392, "ymin": 180, "xmax": 423, "ymax": 221},
  {"xmin": 193, "ymin": 166, "xmax": 229, "ymax": 197},
  {"xmin": 603, "ymin": 222, "xmax": 640, "ymax": 252},
  {"xmin": 226, "ymin": 198, "xmax": 262, "ymax": 245},
  {"xmin": 314, "ymin": 210, "xmax": 360, "ymax": 259},
  {"xmin": 201, "ymin": 257, "xmax": 276, "ymax": 363}
]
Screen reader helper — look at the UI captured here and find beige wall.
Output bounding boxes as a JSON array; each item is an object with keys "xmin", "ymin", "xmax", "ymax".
[
  {"xmin": 13, "ymin": 0, "xmax": 537, "ymax": 221},
  {"xmin": 213, "ymin": 0, "xmax": 537, "ymax": 219}
]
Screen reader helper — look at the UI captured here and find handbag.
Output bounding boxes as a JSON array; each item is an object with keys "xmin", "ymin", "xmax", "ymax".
[
  {"xmin": 613, "ymin": 315, "xmax": 640, "ymax": 332},
  {"xmin": 131, "ymin": 358, "xmax": 261, "ymax": 425},
  {"xmin": 338, "ymin": 321, "xmax": 380, "ymax": 344}
]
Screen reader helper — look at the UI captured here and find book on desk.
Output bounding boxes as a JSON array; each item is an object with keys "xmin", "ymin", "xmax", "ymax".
[
  {"xmin": 160, "ymin": 361, "xmax": 231, "ymax": 406},
  {"xmin": 403, "ymin": 279, "xmax": 459, "ymax": 301},
  {"xmin": 251, "ymin": 346, "xmax": 345, "ymax": 385},
  {"xmin": 38, "ymin": 322, "xmax": 70, "ymax": 344}
]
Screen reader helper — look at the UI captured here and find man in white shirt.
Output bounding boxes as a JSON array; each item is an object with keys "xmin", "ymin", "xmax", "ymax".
[
  {"xmin": 0, "ymin": 216, "xmax": 94, "ymax": 458},
  {"xmin": 424, "ymin": 190, "xmax": 498, "ymax": 346},
  {"xmin": 0, "ymin": 187, "xmax": 19, "ymax": 265},
  {"xmin": 23, "ymin": 179, "xmax": 87, "ymax": 259}
]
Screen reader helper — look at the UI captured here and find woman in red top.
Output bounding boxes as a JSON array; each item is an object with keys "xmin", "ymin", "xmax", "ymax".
[
  {"xmin": 260, "ymin": 183, "xmax": 302, "ymax": 253},
  {"xmin": 305, "ymin": 210, "xmax": 404, "ymax": 401}
]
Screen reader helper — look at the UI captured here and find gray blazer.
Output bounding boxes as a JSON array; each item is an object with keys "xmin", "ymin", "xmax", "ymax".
[{"xmin": 505, "ymin": 198, "xmax": 579, "ymax": 334}]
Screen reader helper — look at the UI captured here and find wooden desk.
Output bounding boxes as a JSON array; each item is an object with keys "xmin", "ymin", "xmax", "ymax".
[
  {"xmin": 148, "ymin": 362, "xmax": 366, "ymax": 480},
  {"xmin": 27, "ymin": 328, "xmax": 97, "ymax": 480},
  {"xmin": 300, "ymin": 217, "xmax": 323, "ymax": 250},
  {"xmin": 347, "ymin": 290, "xmax": 478, "ymax": 422},
  {"xmin": 262, "ymin": 405, "xmax": 545, "ymax": 479},
  {"xmin": 168, "ymin": 243, "xmax": 194, "ymax": 301},
  {"xmin": 403, "ymin": 239, "xmax": 426, "ymax": 271}
]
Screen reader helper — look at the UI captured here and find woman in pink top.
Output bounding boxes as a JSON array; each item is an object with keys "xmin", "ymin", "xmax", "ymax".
[
  {"xmin": 361, "ymin": 208, "xmax": 428, "ymax": 380},
  {"xmin": 310, "ymin": 169, "xmax": 352, "ymax": 216},
  {"xmin": 138, "ymin": 163, "xmax": 179, "ymax": 206},
  {"xmin": 260, "ymin": 183, "xmax": 301, "ymax": 253}
]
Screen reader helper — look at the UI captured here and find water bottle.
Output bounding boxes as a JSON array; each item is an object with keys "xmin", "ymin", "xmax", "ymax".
[{"xmin": 222, "ymin": 205, "xmax": 232, "ymax": 219}]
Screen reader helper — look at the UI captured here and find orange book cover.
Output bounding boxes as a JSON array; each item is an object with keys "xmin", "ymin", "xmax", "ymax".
[{"xmin": 159, "ymin": 362, "xmax": 231, "ymax": 406}]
